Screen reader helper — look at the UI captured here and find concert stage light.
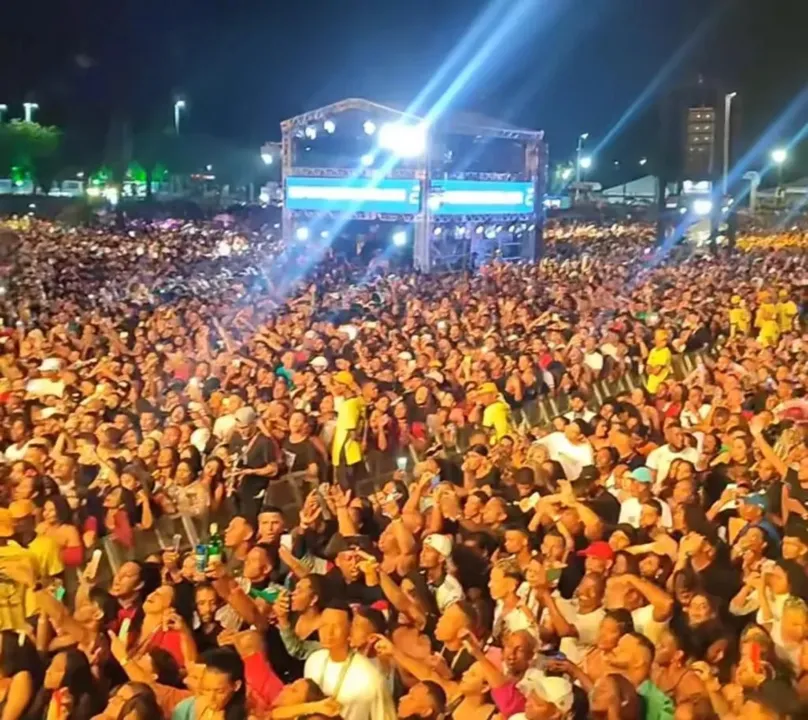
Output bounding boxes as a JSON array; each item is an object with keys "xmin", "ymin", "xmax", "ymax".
[
  {"xmin": 434, "ymin": 227, "xmax": 442, "ymax": 236},
  {"xmin": 305, "ymin": 126, "xmax": 317, "ymax": 140},
  {"xmin": 296, "ymin": 227, "xmax": 310, "ymax": 241},
  {"xmin": 378, "ymin": 123, "xmax": 426, "ymax": 158},
  {"xmin": 363, "ymin": 120, "xmax": 377, "ymax": 135},
  {"xmin": 476, "ymin": 226, "xmax": 484, "ymax": 234},
  {"xmin": 579, "ymin": 156, "xmax": 593, "ymax": 170},
  {"xmin": 324, "ymin": 120, "xmax": 336, "ymax": 134},
  {"xmin": 261, "ymin": 153, "xmax": 273, "ymax": 165},
  {"xmin": 392, "ymin": 230, "xmax": 408, "ymax": 247},
  {"xmin": 692, "ymin": 199, "xmax": 712, "ymax": 216},
  {"xmin": 361, "ymin": 154, "xmax": 374, "ymax": 167},
  {"xmin": 320, "ymin": 231, "xmax": 330, "ymax": 239}
]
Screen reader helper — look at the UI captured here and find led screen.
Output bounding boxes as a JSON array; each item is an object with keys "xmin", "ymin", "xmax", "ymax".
[
  {"xmin": 285, "ymin": 177, "xmax": 422, "ymax": 214},
  {"xmin": 429, "ymin": 180, "xmax": 535, "ymax": 215}
]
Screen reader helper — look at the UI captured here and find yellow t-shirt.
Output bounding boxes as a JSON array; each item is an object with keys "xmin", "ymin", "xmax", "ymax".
[
  {"xmin": 332, "ymin": 396, "xmax": 365, "ymax": 466},
  {"xmin": 645, "ymin": 346, "xmax": 672, "ymax": 395},
  {"xmin": 24, "ymin": 535, "xmax": 64, "ymax": 617},
  {"xmin": 483, "ymin": 400, "xmax": 513, "ymax": 443},
  {"xmin": 729, "ymin": 307, "xmax": 751, "ymax": 336},
  {"xmin": 0, "ymin": 542, "xmax": 36, "ymax": 630},
  {"xmin": 777, "ymin": 300, "xmax": 798, "ymax": 333},
  {"xmin": 758, "ymin": 320, "xmax": 780, "ymax": 348},
  {"xmin": 755, "ymin": 302, "xmax": 776, "ymax": 329}
]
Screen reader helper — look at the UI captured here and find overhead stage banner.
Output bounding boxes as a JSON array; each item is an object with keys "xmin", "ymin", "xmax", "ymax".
[
  {"xmin": 429, "ymin": 180, "xmax": 535, "ymax": 215},
  {"xmin": 285, "ymin": 177, "xmax": 422, "ymax": 214}
]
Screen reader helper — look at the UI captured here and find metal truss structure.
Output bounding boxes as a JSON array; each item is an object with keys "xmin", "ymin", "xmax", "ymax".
[{"xmin": 280, "ymin": 98, "xmax": 548, "ymax": 273}]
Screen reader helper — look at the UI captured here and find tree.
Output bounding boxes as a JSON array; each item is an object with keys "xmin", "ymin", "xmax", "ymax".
[{"xmin": 0, "ymin": 121, "xmax": 62, "ymax": 192}]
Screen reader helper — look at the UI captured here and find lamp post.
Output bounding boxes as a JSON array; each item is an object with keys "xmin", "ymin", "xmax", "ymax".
[
  {"xmin": 174, "ymin": 100, "xmax": 186, "ymax": 135},
  {"xmin": 574, "ymin": 132, "xmax": 589, "ymax": 202},
  {"xmin": 771, "ymin": 147, "xmax": 788, "ymax": 208},
  {"xmin": 0, "ymin": 105, "xmax": 7, "ymax": 123},
  {"xmin": 23, "ymin": 102, "xmax": 39, "ymax": 123},
  {"xmin": 723, "ymin": 92, "xmax": 737, "ymax": 196}
]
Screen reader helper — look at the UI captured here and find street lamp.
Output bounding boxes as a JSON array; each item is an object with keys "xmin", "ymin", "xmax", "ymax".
[
  {"xmin": 0, "ymin": 105, "xmax": 7, "ymax": 123},
  {"xmin": 174, "ymin": 100, "xmax": 186, "ymax": 135},
  {"xmin": 771, "ymin": 147, "xmax": 788, "ymax": 166},
  {"xmin": 579, "ymin": 156, "xmax": 593, "ymax": 171},
  {"xmin": 23, "ymin": 102, "xmax": 39, "ymax": 123},
  {"xmin": 574, "ymin": 133, "xmax": 589, "ymax": 203},
  {"xmin": 771, "ymin": 147, "xmax": 788, "ymax": 205},
  {"xmin": 723, "ymin": 92, "xmax": 737, "ymax": 195}
]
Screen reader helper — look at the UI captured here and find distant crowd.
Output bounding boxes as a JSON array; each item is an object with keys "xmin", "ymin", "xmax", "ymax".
[{"xmin": 0, "ymin": 216, "xmax": 803, "ymax": 720}]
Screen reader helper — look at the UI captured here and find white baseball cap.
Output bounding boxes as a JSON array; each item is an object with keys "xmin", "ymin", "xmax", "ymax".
[
  {"xmin": 423, "ymin": 533, "xmax": 453, "ymax": 558},
  {"xmin": 517, "ymin": 670, "xmax": 573, "ymax": 716}
]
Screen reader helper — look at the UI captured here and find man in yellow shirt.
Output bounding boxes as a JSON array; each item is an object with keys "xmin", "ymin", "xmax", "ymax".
[
  {"xmin": 777, "ymin": 288, "xmax": 798, "ymax": 333},
  {"xmin": 729, "ymin": 295, "xmax": 751, "ymax": 337},
  {"xmin": 10, "ymin": 500, "xmax": 64, "ymax": 618},
  {"xmin": 645, "ymin": 329, "xmax": 672, "ymax": 395},
  {"xmin": 757, "ymin": 304, "xmax": 780, "ymax": 348},
  {"xmin": 754, "ymin": 289, "xmax": 776, "ymax": 332},
  {"xmin": 0, "ymin": 509, "xmax": 37, "ymax": 631},
  {"xmin": 474, "ymin": 382, "xmax": 514, "ymax": 443},
  {"xmin": 331, "ymin": 370, "xmax": 366, "ymax": 489}
]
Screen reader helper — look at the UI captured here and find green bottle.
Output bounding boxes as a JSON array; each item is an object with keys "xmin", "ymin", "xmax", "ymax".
[{"xmin": 208, "ymin": 523, "xmax": 223, "ymax": 565}]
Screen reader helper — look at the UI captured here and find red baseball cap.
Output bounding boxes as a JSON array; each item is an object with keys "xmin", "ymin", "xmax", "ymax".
[{"xmin": 577, "ymin": 541, "xmax": 614, "ymax": 561}]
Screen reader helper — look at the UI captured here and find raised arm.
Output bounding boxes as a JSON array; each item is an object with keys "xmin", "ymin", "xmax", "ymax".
[{"xmin": 622, "ymin": 574, "xmax": 674, "ymax": 621}]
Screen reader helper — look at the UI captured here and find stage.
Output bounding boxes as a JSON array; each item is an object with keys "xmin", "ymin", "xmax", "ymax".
[{"xmin": 278, "ymin": 98, "xmax": 548, "ymax": 273}]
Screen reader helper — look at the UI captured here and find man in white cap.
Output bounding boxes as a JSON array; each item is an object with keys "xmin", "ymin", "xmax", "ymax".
[
  {"xmin": 226, "ymin": 406, "xmax": 279, "ymax": 523},
  {"xmin": 26, "ymin": 357, "xmax": 64, "ymax": 398},
  {"xmin": 420, "ymin": 533, "xmax": 463, "ymax": 612},
  {"xmin": 512, "ymin": 669, "xmax": 574, "ymax": 720}
]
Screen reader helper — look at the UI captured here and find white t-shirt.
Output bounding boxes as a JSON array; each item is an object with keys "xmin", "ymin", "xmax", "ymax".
[
  {"xmin": 25, "ymin": 378, "xmax": 64, "ymax": 398},
  {"xmin": 304, "ymin": 649, "xmax": 395, "ymax": 720},
  {"xmin": 535, "ymin": 433, "xmax": 594, "ymax": 481},
  {"xmin": 631, "ymin": 603, "xmax": 668, "ymax": 644},
  {"xmin": 493, "ymin": 601, "xmax": 538, "ymax": 642},
  {"xmin": 554, "ymin": 599, "xmax": 605, "ymax": 665},
  {"xmin": 646, "ymin": 444, "xmax": 699, "ymax": 484},
  {"xmin": 618, "ymin": 496, "xmax": 673, "ymax": 529},
  {"xmin": 434, "ymin": 573, "xmax": 464, "ymax": 612},
  {"xmin": 679, "ymin": 403, "xmax": 711, "ymax": 429},
  {"xmin": 563, "ymin": 409, "xmax": 596, "ymax": 424}
]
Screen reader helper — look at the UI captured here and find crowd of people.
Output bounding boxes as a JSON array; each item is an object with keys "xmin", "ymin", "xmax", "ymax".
[{"xmin": 0, "ymin": 214, "xmax": 804, "ymax": 720}]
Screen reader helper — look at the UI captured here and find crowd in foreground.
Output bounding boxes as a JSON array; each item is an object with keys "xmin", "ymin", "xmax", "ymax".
[{"xmin": 0, "ymin": 216, "xmax": 804, "ymax": 720}]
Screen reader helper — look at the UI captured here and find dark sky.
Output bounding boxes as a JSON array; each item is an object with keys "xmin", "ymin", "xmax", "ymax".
[{"xmin": 1, "ymin": 0, "xmax": 807, "ymax": 173}]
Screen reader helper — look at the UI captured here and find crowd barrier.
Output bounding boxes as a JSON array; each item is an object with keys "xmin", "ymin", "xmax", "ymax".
[{"xmin": 93, "ymin": 348, "xmax": 715, "ymax": 576}]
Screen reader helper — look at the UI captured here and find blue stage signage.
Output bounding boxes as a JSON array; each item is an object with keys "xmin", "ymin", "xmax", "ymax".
[
  {"xmin": 285, "ymin": 177, "xmax": 422, "ymax": 214},
  {"xmin": 429, "ymin": 180, "xmax": 535, "ymax": 215}
]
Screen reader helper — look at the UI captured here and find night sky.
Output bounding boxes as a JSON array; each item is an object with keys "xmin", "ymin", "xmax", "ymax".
[{"xmin": 1, "ymin": 0, "xmax": 806, "ymax": 174}]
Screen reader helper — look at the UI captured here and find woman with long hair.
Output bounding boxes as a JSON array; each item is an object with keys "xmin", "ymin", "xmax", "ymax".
[
  {"xmin": 0, "ymin": 630, "xmax": 44, "ymax": 720},
  {"xmin": 39, "ymin": 648, "xmax": 100, "ymax": 720},
  {"xmin": 37, "ymin": 495, "xmax": 84, "ymax": 566},
  {"xmin": 171, "ymin": 647, "xmax": 246, "ymax": 720}
]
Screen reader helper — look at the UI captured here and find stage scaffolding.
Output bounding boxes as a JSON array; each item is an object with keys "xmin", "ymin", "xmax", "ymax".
[{"xmin": 279, "ymin": 98, "xmax": 548, "ymax": 273}]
